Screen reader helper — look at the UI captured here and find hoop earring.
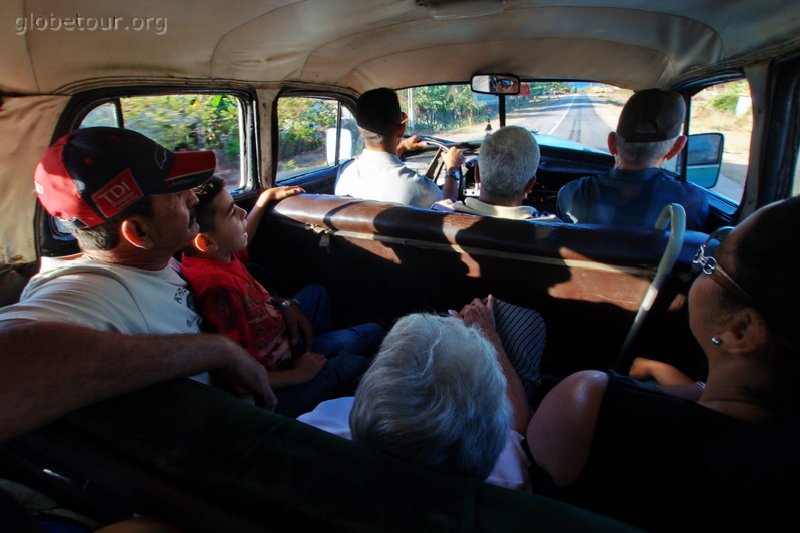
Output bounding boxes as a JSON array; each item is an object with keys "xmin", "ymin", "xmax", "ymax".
[
  {"xmin": 711, "ymin": 337, "xmax": 722, "ymax": 346},
  {"xmin": 193, "ymin": 233, "xmax": 207, "ymax": 252}
]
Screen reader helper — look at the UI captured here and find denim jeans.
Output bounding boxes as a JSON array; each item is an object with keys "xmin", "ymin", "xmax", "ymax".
[
  {"xmin": 275, "ymin": 284, "xmax": 385, "ymax": 417},
  {"xmin": 292, "ymin": 283, "xmax": 385, "ymax": 358}
]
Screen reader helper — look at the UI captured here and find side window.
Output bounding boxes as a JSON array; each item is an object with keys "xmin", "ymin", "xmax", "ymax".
[
  {"xmin": 686, "ymin": 80, "xmax": 752, "ymax": 204},
  {"xmin": 794, "ymin": 150, "xmax": 800, "ymax": 197},
  {"xmin": 276, "ymin": 96, "xmax": 361, "ymax": 181},
  {"xmin": 80, "ymin": 93, "xmax": 246, "ymax": 191}
]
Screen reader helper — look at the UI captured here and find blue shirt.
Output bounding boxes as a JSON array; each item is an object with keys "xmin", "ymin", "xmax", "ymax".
[{"xmin": 556, "ymin": 167, "xmax": 709, "ymax": 230}]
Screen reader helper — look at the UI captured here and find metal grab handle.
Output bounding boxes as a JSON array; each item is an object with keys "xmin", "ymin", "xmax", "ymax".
[{"xmin": 616, "ymin": 203, "xmax": 686, "ymax": 368}]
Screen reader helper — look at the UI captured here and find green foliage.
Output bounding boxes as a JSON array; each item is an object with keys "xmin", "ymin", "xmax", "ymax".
[
  {"xmin": 278, "ymin": 97, "xmax": 337, "ymax": 160},
  {"xmin": 708, "ymin": 94, "xmax": 739, "ymax": 113},
  {"xmin": 706, "ymin": 81, "xmax": 749, "ymax": 114},
  {"xmin": 118, "ymin": 94, "xmax": 241, "ymax": 175},
  {"xmin": 400, "ymin": 85, "xmax": 484, "ymax": 133}
]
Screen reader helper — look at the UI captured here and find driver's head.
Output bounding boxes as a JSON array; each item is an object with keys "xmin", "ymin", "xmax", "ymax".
[
  {"xmin": 356, "ymin": 88, "xmax": 407, "ymax": 147},
  {"xmin": 479, "ymin": 126, "xmax": 540, "ymax": 204}
]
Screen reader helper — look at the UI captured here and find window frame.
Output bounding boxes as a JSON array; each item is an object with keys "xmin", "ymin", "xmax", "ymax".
[
  {"xmin": 38, "ymin": 86, "xmax": 258, "ymax": 257},
  {"xmin": 272, "ymin": 90, "xmax": 358, "ymax": 184},
  {"xmin": 671, "ymin": 72, "xmax": 750, "ymax": 221}
]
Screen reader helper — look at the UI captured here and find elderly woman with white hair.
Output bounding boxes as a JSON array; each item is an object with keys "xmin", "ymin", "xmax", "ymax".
[
  {"xmin": 434, "ymin": 125, "xmax": 554, "ymax": 220},
  {"xmin": 298, "ymin": 295, "xmax": 540, "ymax": 489}
]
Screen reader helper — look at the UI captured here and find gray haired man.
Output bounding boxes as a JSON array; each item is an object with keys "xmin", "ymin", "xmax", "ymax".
[{"xmin": 557, "ymin": 89, "xmax": 709, "ymax": 230}]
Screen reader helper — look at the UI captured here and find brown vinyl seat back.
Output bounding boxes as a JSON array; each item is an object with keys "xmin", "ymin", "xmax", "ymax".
[{"xmin": 254, "ymin": 194, "xmax": 707, "ymax": 375}]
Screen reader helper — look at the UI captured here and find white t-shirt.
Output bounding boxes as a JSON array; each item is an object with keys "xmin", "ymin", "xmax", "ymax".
[
  {"xmin": 0, "ymin": 254, "xmax": 208, "ymax": 382},
  {"xmin": 0, "ymin": 255, "xmax": 201, "ymax": 334},
  {"xmin": 298, "ymin": 396, "xmax": 530, "ymax": 490},
  {"xmin": 335, "ymin": 150, "xmax": 443, "ymax": 208}
]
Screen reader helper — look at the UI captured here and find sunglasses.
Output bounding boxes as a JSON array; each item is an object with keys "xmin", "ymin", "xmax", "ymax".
[{"xmin": 692, "ymin": 227, "xmax": 755, "ymax": 306}]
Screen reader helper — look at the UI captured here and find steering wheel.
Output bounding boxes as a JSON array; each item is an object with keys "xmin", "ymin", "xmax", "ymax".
[
  {"xmin": 412, "ymin": 135, "xmax": 469, "ymax": 198},
  {"xmin": 413, "ymin": 136, "xmax": 450, "ymax": 179}
]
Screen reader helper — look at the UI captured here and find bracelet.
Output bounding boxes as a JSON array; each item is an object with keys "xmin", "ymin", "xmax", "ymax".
[{"xmin": 269, "ymin": 297, "xmax": 299, "ymax": 310}]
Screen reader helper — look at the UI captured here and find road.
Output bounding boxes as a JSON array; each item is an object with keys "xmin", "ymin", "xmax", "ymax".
[
  {"xmin": 508, "ymin": 94, "xmax": 744, "ymax": 200},
  {"xmin": 440, "ymin": 93, "xmax": 744, "ymax": 201},
  {"xmin": 509, "ymin": 94, "xmax": 610, "ymax": 152}
]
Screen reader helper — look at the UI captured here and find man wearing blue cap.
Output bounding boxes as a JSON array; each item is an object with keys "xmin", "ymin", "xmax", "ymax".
[{"xmin": 557, "ymin": 89, "xmax": 709, "ymax": 230}]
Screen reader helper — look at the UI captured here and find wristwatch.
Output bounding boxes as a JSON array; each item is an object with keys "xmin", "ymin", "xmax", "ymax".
[
  {"xmin": 270, "ymin": 297, "xmax": 299, "ymax": 310},
  {"xmin": 445, "ymin": 167, "xmax": 463, "ymax": 182}
]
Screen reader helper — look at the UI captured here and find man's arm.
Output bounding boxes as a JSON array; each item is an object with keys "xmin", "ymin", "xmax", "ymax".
[
  {"xmin": 0, "ymin": 320, "xmax": 277, "ymax": 440},
  {"xmin": 440, "ymin": 147, "xmax": 464, "ymax": 202},
  {"xmin": 452, "ymin": 295, "xmax": 531, "ymax": 434}
]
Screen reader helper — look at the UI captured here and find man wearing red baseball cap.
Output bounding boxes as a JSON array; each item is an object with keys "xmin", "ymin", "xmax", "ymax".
[{"xmin": 0, "ymin": 127, "xmax": 276, "ymax": 439}]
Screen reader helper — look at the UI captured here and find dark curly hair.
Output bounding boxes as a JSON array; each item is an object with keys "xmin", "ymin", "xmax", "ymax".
[{"xmin": 721, "ymin": 196, "xmax": 800, "ymax": 416}]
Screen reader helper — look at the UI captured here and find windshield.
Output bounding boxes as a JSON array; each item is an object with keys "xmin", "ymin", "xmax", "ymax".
[{"xmin": 396, "ymin": 82, "xmax": 630, "ymax": 153}]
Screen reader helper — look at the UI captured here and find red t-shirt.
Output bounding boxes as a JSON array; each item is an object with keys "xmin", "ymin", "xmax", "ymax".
[{"xmin": 180, "ymin": 250, "xmax": 285, "ymax": 367}]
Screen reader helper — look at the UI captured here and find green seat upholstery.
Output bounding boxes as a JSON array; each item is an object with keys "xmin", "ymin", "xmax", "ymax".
[{"xmin": 8, "ymin": 379, "xmax": 642, "ymax": 531}]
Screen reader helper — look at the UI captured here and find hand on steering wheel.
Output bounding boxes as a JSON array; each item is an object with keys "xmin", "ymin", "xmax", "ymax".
[{"xmin": 396, "ymin": 135, "xmax": 428, "ymax": 158}]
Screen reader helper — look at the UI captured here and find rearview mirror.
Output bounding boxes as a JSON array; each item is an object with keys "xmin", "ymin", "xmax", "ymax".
[
  {"xmin": 471, "ymin": 74, "xmax": 521, "ymax": 95},
  {"xmin": 685, "ymin": 132, "xmax": 724, "ymax": 188}
]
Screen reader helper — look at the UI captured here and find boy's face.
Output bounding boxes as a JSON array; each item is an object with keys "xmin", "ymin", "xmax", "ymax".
[{"xmin": 205, "ymin": 188, "xmax": 248, "ymax": 256}]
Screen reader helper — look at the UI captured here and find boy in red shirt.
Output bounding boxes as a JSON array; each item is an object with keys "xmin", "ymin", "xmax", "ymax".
[{"xmin": 181, "ymin": 177, "xmax": 384, "ymax": 417}]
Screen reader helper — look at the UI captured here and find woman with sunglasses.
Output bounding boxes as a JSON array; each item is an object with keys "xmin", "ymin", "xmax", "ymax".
[{"xmin": 525, "ymin": 197, "xmax": 800, "ymax": 531}]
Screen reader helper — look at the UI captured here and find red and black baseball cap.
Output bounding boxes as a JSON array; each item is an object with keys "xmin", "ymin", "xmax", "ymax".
[{"xmin": 33, "ymin": 127, "xmax": 216, "ymax": 229}]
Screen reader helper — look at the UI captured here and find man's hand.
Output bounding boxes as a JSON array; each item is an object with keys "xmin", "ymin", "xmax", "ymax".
[
  {"xmin": 396, "ymin": 135, "xmax": 427, "ymax": 157},
  {"xmin": 443, "ymin": 146, "xmax": 465, "ymax": 171},
  {"xmin": 255, "ymin": 185, "xmax": 305, "ymax": 208},
  {"xmin": 212, "ymin": 336, "xmax": 278, "ymax": 410},
  {"xmin": 282, "ymin": 303, "xmax": 314, "ymax": 351}
]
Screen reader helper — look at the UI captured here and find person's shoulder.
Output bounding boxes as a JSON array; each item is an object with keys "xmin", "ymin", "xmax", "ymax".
[
  {"xmin": 558, "ymin": 174, "xmax": 596, "ymax": 196},
  {"xmin": 25, "ymin": 256, "xmax": 132, "ymax": 295},
  {"xmin": 542, "ymin": 370, "xmax": 610, "ymax": 409},
  {"xmin": 653, "ymin": 169, "xmax": 709, "ymax": 208},
  {"xmin": 526, "ymin": 370, "xmax": 609, "ymax": 486},
  {"xmin": 297, "ymin": 397, "xmax": 355, "ymax": 439},
  {"xmin": 180, "ymin": 255, "xmax": 244, "ymax": 296},
  {"xmin": 335, "ymin": 157, "xmax": 358, "ymax": 184}
]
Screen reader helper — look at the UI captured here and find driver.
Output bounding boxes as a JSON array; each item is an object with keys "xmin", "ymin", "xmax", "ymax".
[{"xmin": 335, "ymin": 87, "xmax": 464, "ymax": 208}]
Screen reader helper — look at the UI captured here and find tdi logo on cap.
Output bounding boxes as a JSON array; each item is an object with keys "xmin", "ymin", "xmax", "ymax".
[{"xmin": 91, "ymin": 169, "xmax": 144, "ymax": 218}]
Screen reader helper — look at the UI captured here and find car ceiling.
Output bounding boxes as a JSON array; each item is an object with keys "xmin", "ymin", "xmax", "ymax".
[{"xmin": 2, "ymin": 0, "xmax": 800, "ymax": 95}]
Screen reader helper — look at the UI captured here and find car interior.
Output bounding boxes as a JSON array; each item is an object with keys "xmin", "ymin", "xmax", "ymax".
[{"xmin": 2, "ymin": 0, "xmax": 800, "ymax": 530}]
